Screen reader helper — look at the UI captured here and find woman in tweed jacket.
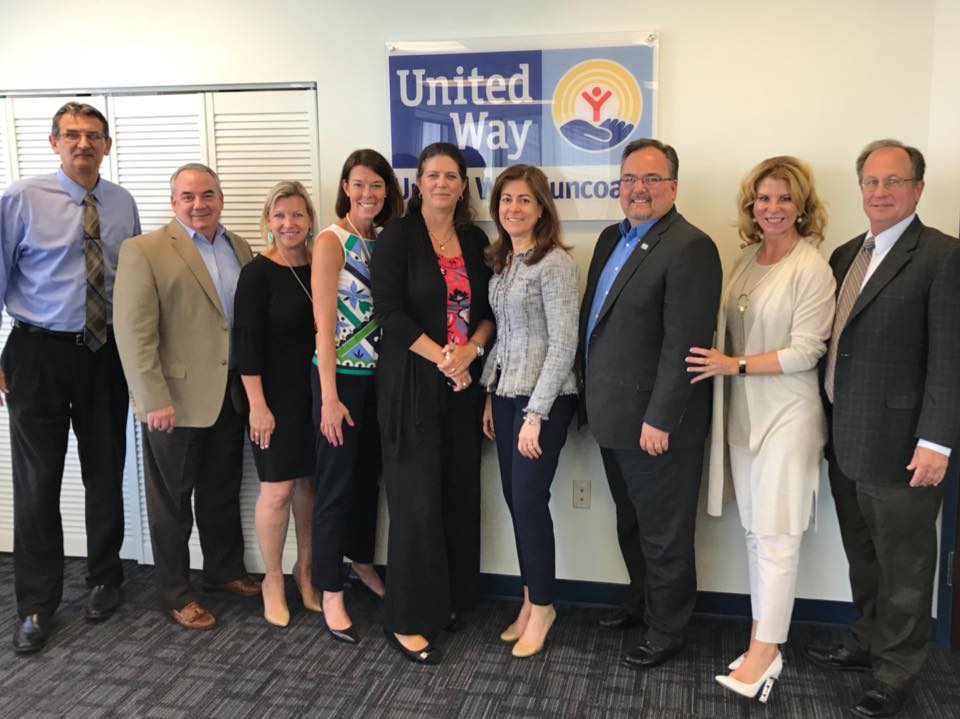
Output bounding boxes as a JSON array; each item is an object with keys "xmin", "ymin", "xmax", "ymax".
[{"xmin": 480, "ymin": 164, "xmax": 579, "ymax": 658}]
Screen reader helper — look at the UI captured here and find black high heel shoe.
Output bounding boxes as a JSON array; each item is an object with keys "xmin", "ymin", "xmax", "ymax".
[
  {"xmin": 326, "ymin": 620, "xmax": 359, "ymax": 645},
  {"xmin": 383, "ymin": 628, "xmax": 442, "ymax": 665}
]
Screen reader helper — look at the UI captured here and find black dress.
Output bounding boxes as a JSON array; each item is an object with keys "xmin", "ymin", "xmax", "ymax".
[{"xmin": 234, "ymin": 254, "xmax": 315, "ymax": 482}]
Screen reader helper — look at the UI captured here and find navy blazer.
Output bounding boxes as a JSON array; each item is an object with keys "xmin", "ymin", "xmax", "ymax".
[
  {"xmin": 371, "ymin": 212, "xmax": 492, "ymax": 457},
  {"xmin": 825, "ymin": 216, "xmax": 960, "ymax": 483},
  {"xmin": 577, "ymin": 206, "xmax": 722, "ymax": 450}
]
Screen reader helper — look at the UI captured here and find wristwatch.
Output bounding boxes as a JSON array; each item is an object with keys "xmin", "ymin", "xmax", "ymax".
[
  {"xmin": 738, "ymin": 358, "xmax": 747, "ymax": 376},
  {"xmin": 471, "ymin": 339, "xmax": 485, "ymax": 358}
]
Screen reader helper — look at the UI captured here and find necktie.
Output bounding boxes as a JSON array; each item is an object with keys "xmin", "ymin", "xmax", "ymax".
[
  {"xmin": 824, "ymin": 235, "xmax": 875, "ymax": 402},
  {"xmin": 83, "ymin": 192, "xmax": 108, "ymax": 351}
]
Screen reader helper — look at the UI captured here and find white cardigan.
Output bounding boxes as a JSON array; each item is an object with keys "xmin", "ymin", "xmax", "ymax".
[{"xmin": 706, "ymin": 239, "xmax": 836, "ymax": 534}]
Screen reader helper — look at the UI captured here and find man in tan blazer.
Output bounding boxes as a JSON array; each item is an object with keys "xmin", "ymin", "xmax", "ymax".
[{"xmin": 114, "ymin": 163, "xmax": 259, "ymax": 630}]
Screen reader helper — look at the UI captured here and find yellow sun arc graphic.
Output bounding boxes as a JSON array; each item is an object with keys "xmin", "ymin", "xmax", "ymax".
[{"xmin": 552, "ymin": 59, "xmax": 643, "ymax": 127}]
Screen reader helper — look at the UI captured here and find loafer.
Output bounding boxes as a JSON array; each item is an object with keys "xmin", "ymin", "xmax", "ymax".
[
  {"xmin": 598, "ymin": 608, "xmax": 643, "ymax": 630},
  {"xmin": 326, "ymin": 621, "xmax": 359, "ymax": 645},
  {"xmin": 86, "ymin": 584, "xmax": 121, "ymax": 621},
  {"xmin": 851, "ymin": 681, "xmax": 906, "ymax": 718},
  {"xmin": 168, "ymin": 601, "xmax": 216, "ymax": 630},
  {"xmin": 622, "ymin": 638, "xmax": 684, "ymax": 669},
  {"xmin": 383, "ymin": 628, "xmax": 441, "ymax": 665},
  {"xmin": 202, "ymin": 575, "xmax": 261, "ymax": 597},
  {"xmin": 13, "ymin": 614, "xmax": 50, "ymax": 655},
  {"xmin": 804, "ymin": 643, "xmax": 871, "ymax": 672}
]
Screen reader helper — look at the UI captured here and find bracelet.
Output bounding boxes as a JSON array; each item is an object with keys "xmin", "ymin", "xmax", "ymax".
[{"xmin": 523, "ymin": 413, "xmax": 541, "ymax": 426}]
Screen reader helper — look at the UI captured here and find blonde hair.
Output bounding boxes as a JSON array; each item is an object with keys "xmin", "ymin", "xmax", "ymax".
[
  {"xmin": 737, "ymin": 156, "xmax": 827, "ymax": 247},
  {"xmin": 260, "ymin": 180, "xmax": 318, "ymax": 252}
]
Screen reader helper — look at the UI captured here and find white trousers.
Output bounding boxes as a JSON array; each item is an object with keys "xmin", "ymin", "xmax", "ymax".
[{"xmin": 731, "ymin": 445, "xmax": 804, "ymax": 644}]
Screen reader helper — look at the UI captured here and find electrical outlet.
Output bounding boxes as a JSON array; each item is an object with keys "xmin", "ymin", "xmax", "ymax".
[{"xmin": 572, "ymin": 479, "xmax": 591, "ymax": 509}]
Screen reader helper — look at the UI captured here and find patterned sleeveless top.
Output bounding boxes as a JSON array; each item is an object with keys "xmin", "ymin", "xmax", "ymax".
[{"xmin": 324, "ymin": 223, "xmax": 379, "ymax": 375}]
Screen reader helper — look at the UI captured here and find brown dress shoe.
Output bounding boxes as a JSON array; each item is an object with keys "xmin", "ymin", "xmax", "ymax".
[
  {"xmin": 168, "ymin": 601, "xmax": 216, "ymax": 630},
  {"xmin": 203, "ymin": 575, "xmax": 261, "ymax": 597}
]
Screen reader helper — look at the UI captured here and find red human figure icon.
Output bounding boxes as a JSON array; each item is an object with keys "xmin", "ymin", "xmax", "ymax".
[{"xmin": 581, "ymin": 85, "xmax": 612, "ymax": 122}]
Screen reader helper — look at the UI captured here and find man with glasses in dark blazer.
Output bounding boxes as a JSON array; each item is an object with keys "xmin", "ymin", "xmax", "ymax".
[
  {"xmin": 578, "ymin": 138, "xmax": 722, "ymax": 669},
  {"xmin": 805, "ymin": 139, "xmax": 960, "ymax": 719}
]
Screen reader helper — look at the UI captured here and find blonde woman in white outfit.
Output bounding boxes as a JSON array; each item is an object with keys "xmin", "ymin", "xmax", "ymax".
[{"xmin": 686, "ymin": 156, "xmax": 835, "ymax": 703}]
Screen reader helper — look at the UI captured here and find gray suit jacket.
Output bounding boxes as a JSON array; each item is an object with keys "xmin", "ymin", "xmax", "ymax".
[
  {"xmin": 114, "ymin": 219, "xmax": 253, "ymax": 428},
  {"xmin": 577, "ymin": 206, "xmax": 722, "ymax": 449},
  {"xmin": 825, "ymin": 216, "xmax": 960, "ymax": 483}
]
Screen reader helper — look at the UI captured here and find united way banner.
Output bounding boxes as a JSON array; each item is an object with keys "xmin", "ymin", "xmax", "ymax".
[{"xmin": 387, "ymin": 37, "xmax": 658, "ymax": 220}]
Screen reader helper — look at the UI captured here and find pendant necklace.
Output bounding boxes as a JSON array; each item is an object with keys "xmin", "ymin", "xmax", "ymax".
[{"xmin": 345, "ymin": 213, "xmax": 373, "ymax": 264}]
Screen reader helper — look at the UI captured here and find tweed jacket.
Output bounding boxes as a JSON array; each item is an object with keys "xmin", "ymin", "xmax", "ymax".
[
  {"xmin": 824, "ymin": 215, "xmax": 960, "ymax": 483},
  {"xmin": 114, "ymin": 219, "xmax": 253, "ymax": 428},
  {"xmin": 480, "ymin": 247, "xmax": 579, "ymax": 419}
]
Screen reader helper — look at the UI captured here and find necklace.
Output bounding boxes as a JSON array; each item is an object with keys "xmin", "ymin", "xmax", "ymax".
[
  {"xmin": 272, "ymin": 245, "xmax": 312, "ymax": 305},
  {"xmin": 428, "ymin": 227, "xmax": 456, "ymax": 253}
]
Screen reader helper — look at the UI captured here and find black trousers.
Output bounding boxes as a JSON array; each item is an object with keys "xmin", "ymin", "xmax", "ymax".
[
  {"xmin": 2, "ymin": 326, "xmax": 128, "ymax": 618},
  {"xmin": 382, "ymin": 386, "xmax": 482, "ymax": 636},
  {"xmin": 311, "ymin": 371, "xmax": 382, "ymax": 591},
  {"xmin": 599, "ymin": 444, "xmax": 704, "ymax": 647},
  {"xmin": 828, "ymin": 461, "xmax": 943, "ymax": 688},
  {"xmin": 492, "ymin": 394, "xmax": 576, "ymax": 606},
  {"xmin": 142, "ymin": 384, "xmax": 247, "ymax": 610}
]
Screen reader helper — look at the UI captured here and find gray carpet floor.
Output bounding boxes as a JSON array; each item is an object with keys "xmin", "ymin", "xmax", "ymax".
[{"xmin": 0, "ymin": 555, "xmax": 958, "ymax": 718}]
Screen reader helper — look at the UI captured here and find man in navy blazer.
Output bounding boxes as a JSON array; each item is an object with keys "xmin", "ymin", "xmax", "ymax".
[
  {"xmin": 578, "ymin": 139, "xmax": 722, "ymax": 669},
  {"xmin": 806, "ymin": 139, "xmax": 960, "ymax": 719}
]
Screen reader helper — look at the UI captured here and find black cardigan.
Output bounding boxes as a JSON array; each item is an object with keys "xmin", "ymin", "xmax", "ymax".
[{"xmin": 370, "ymin": 212, "xmax": 492, "ymax": 457}]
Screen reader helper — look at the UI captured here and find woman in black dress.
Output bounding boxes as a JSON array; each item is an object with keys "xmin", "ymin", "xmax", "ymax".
[
  {"xmin": 371, "ymin": 142, "xmax": 494, "ymax": 664},
  {"xmin": 234, "ymin": 180, "xmax": 320, "ymax": 627}
]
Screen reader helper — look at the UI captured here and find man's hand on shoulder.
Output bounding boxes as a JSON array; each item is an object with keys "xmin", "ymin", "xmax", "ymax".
[
  {"xmin": 639, "ymin": 422, "xmax": 669, "ymax": 456},
  {"xmin": 147, "ymin": 405, "xmax": 176, "ymax": 433},
  {"xmin": 907, "ymin": 445, "xmax": 949, "ymax": 487}
]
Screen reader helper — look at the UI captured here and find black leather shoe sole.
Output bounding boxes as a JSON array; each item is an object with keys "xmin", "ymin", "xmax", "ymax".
[
  {"xmin": 599, "ymin": 612, "xmax": 643, "ymax": 630},
  {"xmin": 13, "ymin": 616, "xmax": 50, "ymax": 656},
  {"xmin": 850, "ymin": 684, "xmax": 906, "ymax": 718},
  {"xmin": 804, "ymin": 644, "xmax": 872, "ymax": 673},
  {"xmin": 383, "ymin": 628, "xmax": 441, "ymax": 665},
  {"xmin": 622, "ymin": 640, "xmax": 684, "ymax": 669},
  {"xmin": 86, "ymin": 585, "xmax": 121, "ymax": 622}
]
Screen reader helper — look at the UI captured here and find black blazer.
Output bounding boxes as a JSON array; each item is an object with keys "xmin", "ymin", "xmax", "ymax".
[
  {"xmin": 577, "ymin": 206, "xmax": 722, "ymax": 450},
  {"xmin": 371, "ymin": 212, "xmax": 492, "ymax": 457},
  {"xmin": 824, "ymin": 216, "xmax": 960, "ymax": 483}
]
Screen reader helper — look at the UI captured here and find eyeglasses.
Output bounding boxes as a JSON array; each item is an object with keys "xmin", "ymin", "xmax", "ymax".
[
  {"xmin": 57, "ymin": 130, "xmax": 106, "ymax": 143},
  {"xmin": 620, "ymin": 174, "xmax": 674, "ymax": 187},
  {"xmin": 860, "ymin": 176, "xmax": 915, "ymax": 190}
]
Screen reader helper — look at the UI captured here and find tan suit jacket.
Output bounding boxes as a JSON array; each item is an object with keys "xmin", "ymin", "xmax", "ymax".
[{"xmin": 114, "ymin": 219, "xmax": 253, "ymax": 427}]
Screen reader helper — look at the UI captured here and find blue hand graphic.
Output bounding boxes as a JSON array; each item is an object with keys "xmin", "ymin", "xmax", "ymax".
[{"xmin": 560, "ymin": 118, "xmax": 635, "ymax": 151}]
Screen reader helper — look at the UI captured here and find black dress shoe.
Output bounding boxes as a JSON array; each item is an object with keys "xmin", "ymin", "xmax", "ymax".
[
  {"xmin": 326, "ymin": 621, "xmax": 359, "ymax": 645},
  {"xmin": 804, "ymin": 643, "xmax": 872, "ymax": 672},
  {"xmin": 86, "ymin": 584, "xmax": 121, "ymax": 621},
  {"xmin": 13, "ymin": 614, "xmax": 50, "ymax": 655},
  {"xmin": 383, "ymin": 628, "xmax": 442, "ymax": 665},
  {"xmin": 622, "ymin": 638, "xmax": 684, "ymax": 669},
  {"xmin": 598, "ymin": 608, "xmax": 643, "ymax": 630},
  {"xmin": 851, "ymin": 681, "xmax": 906, "ymax": 718}
]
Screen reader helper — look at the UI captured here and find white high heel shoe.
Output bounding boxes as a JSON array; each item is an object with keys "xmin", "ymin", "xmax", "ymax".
[
  {"xmin": 728, "ymin": 652, "xmax": 746, "ymax": 670},
  {"xmin": 715, "ymin": 653, "xmax": 783, "ymax": 703}
]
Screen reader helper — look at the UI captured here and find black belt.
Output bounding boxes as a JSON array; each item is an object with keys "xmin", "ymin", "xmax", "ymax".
[{"xmin": 12, "ymin": 319, "xmax": 113, "ymax": 346}]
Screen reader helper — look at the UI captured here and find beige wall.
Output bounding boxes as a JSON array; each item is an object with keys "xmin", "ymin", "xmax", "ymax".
[{"xmin": 2, "ymin": 0, "xmax": 958, "ymax": 603}]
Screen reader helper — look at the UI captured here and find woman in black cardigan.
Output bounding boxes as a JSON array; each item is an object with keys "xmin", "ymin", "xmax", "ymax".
[{"xmin": 370, "ymin": 143, "xmax": 493, "ymax": 665}]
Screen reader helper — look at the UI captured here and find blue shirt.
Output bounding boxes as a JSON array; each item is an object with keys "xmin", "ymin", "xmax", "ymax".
[
  {"xmin": 0, "ymin": 169, "xmax": 141, "ymax": 331},
  {"xmin": 584, "ymin": 217, "xmax": 657, "ymax": 361},
  {"xmin": 176, "ymin": 218, "xmax": 242, "ymax": 364}
]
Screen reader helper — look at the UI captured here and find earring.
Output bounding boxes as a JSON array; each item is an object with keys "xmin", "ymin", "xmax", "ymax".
[
  {"xmin": 307, "ymin": 230, "xmax": 314, "ymax": 240},
  {"xmin": 267, "ymin": 231, "xmax": 274, "ymax": 243},
  {"xmin": 459, "ymin": 194, "xmax": 464, "ymax": 202},
  {"xmin": 796, "ymin": 216, "xmax": 803, "ymax": 224}
]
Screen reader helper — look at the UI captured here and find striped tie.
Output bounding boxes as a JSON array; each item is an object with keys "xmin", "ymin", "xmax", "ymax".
[
  {"xmin": 83, "ymin": 192, "xmax": 108, "ymax": 351},
  {"xmin": 824, "ymin": 235, "xmax": 875, "ymax": 402}
]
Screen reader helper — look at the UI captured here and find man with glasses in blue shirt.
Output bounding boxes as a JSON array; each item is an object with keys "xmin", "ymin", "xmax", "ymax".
[
  {"xmin": 577, "ymin": 138, "xmax": 722, "ymax": 669},
  {"xmin": 0, "ymin": 102, "xmax": 141, "ymax": 654},
  {"xmin": 805, "ymin": 139, "xmax": 960, "ymax": 719}
]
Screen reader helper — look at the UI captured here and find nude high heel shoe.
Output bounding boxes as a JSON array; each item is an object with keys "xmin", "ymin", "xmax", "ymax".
[
  {"xmin": 715, "ymin": 653, "xmax": 782, "ymax": 703},
  {"xmin": 512, "ymin": 605, "xmax": 556, "ymax": 658},
  {"xmin": 261, "ymin": 578, "xmax": 290, "ymax": 628}
]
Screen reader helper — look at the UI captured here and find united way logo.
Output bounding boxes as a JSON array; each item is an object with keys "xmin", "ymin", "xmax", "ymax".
[{"xmin": 552, "ymin": 59, "xmax": 643, "ymax": 153}]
